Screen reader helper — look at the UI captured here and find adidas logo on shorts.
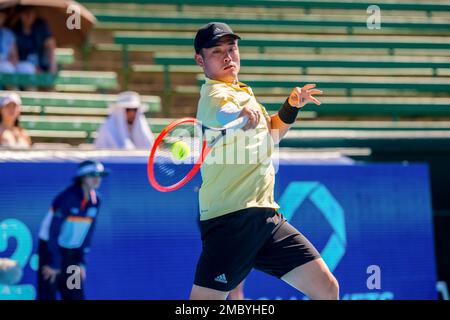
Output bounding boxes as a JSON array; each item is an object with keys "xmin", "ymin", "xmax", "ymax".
[{"xmin": 214, "ymin": 274, "xmax": 228, "ymax": 284}]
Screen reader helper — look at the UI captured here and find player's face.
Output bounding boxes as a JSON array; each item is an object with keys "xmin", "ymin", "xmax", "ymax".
[
  {"xmin": 195, "ymin": 36, "xmax": 240, "ymax": 83},
  {"xmin": 83, "ymin": 175, "xmax": 102, "ymax": 190}
]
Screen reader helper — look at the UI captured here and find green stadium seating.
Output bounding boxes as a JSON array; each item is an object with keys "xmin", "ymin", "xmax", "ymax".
[
  {"xmin": 0, "ymin": 71, "xmax": 118, "ymax": 91},
  {"xmin": 29, "ymin": 1, "xmax": 450, "ymax": 150},
  {"xmin": 114, "ymin": 33, "xmax": 450, "ymax": 51},
  {"xmin": 259, "ymin": 97, "xmax": 450, "ymax": 120},
  {"xmin": 114, "ymin": 32, "xmax": 450, "ymax": 71},
  {"xmin": 56, "ymin": 48, "xmax": 75, "ymax": 66},
  {"xmin": 196, "ymin": 74, "xmax": 450, "ymax": 94},
  {"xmin": 280, "ymin": 128, "xmax": 450, "ymax": 152},
  {"xmin": 2, "ymin": 91, "xmax": 161, "ymax": 116},
  {"xmin": 20, "ymin": 116, "xmax": 170, "ymax": 142},
  {"xmin": 80, "ymin": 0, "xmax": 450, "ymax": 14},
  {"xmin": 154, "ymin": 54, "xmax": 450, "ymax": 70},
  {"xmin": 95, "ymin": 13, "xmax": 450, "ymax": 33},
  {"xmin": 151, "ymin": 54, "xmax": 450, "ymax": 95}
]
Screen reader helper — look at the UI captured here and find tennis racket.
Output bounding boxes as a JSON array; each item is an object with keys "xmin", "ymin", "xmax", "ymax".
[{"xmin": 147, "ymin": 116, "xmax": 248, "ymax": 192}]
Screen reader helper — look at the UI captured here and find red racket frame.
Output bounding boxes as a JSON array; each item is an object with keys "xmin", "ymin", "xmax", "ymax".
[{"xmin": 147, "ymin": 117, "xmax": 210, "ymax": 192}]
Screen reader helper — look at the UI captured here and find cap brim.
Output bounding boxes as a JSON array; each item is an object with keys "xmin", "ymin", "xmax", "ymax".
[
  {"xmin": 73, "ymin": 170, "xmax": 110, "ymax": 179},
  {"xmin": 203, "ymin": 33, "xmax": 241, "ymax": 49}
]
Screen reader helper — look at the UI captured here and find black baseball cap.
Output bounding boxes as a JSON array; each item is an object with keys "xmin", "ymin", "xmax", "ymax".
[{"xmin": 194, "ymin": 22, "xmax": 241, "ymax": 54}]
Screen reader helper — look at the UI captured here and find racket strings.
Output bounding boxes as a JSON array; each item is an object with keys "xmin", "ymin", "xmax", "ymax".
[{"xmin": 152, "ymin": 122, "xmax": 203, "ymax": 188}]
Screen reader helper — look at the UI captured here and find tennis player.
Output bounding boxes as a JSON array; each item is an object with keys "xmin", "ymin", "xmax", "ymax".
[{"xmin": 191, "ymin": 22, "xmax": 339, "ymax": 300}]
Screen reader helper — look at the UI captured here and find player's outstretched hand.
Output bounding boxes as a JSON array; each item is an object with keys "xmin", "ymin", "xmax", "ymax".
[{"xmin": 288, "ymin": 84, "xmax": 323, "ymax": 108}]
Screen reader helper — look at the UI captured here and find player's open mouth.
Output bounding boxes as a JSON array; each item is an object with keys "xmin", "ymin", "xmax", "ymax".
[{"xmin": 224, "ymin": 65, "xmax": 235, "ymax": 70}]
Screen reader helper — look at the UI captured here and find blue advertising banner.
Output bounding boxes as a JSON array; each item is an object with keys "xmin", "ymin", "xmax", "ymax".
[{"xmin": 0, "ymin": 159, "xmax": 437, "ymax": 300}]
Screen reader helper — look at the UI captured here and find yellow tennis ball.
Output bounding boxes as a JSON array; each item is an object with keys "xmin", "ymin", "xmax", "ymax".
[{"xmin": 171, "ymin": 141, "xmax": 190, "ymax": 160}]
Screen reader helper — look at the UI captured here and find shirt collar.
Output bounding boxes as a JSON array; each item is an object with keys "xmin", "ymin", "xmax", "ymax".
[
  {"xmin": 205, "ymin": 77, "xmax": 247, "ymax": 88},
  {"xmin": 204, "ymin": 77, "xmax": 251, "ymax": 93}
]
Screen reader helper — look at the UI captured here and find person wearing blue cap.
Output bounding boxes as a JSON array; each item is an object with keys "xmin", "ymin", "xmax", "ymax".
[{"xmin": 37, "ymin": 160, "xmax": 109, "ymax": 300}]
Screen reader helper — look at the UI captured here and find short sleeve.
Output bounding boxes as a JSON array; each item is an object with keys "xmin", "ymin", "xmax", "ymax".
[
  {"xmin": 211, "ymin": 92, "xmax": 242, "ymax": 126},
  {"xmin": 199, "ymin": 88, "xmax": 242, "ymax": 127}
]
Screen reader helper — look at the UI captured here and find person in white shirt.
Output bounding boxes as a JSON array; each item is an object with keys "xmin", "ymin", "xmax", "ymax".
[
  {"xmin": 0, "ymin": 92, "xmax": 31, "ymax": 149},
  {"xmin": 95, "ymin": 91, "xmax": 154, "ymax": 150}
]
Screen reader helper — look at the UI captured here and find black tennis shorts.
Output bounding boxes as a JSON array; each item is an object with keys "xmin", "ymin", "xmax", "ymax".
[{"xmin": 194, "ymin": 207, "xmax": 321, "ymax": 292}]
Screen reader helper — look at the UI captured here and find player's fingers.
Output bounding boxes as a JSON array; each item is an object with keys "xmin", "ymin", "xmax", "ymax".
[
  {"xmin": 251, "ymin": 110, "xmax": 258, "ymax": 125},
  {"xmin": 254, "ymin": 110, "xmax": 260, "ymax": 126},
  {"xmin": 307, "ymin": 96, "xmax": 322, "ymax": 105},
  {"xmin": 303, "ymin": 83, "xmax": 316, "ymax": 90},
  {"xmin": 307, "ymin": 89, "xmax": 323, "ymax": 95},
  {"xmin": 243, "ymin": 111, "xmax": 257, "ymax": 130}
]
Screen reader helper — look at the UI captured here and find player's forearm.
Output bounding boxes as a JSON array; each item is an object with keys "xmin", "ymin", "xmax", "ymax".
[
  {"xmin": 269, "ymin": 114, "xmax": 292, "ymax": 144},
  {"xmin": 269, "ymin": 99, "xmax": 300, "ymax": 144}
]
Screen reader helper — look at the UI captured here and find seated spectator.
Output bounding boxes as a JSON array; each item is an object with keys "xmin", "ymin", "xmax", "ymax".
[
  {"xmin": 95, "ymin": 91, "xmax": 154, "ymax": 150},
  {"xmin": 13, "ymin": 5, "xmax": 57, "ymax": 74},
  {"xmin": 0, "ymin": 92, "xmax": 32, "ymax": 148},
  {"xmin": 0, "ymin": 9, "xmax": 19, "ymax": 74}
]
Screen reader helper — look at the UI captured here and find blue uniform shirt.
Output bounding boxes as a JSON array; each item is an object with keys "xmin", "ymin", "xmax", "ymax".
[{"xmin": 38, "ymin": 183, "xmax": 101, "ymax": 269}]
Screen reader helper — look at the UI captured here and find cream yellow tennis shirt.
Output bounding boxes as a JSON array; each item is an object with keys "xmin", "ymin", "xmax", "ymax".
[{"xmin": 196, "ymin": 77, "xmax": 279, "ymax": 221}]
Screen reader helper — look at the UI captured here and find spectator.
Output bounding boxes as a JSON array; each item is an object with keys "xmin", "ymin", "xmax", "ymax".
[
  {"xmin": 13, "ymin": 5, "xmax": 57, "ymax": 74},
  {"xmin": 95, "ymin": 91, "xmax": 154, "ymax": 150},
  {"xmin": 0, "ymin": 9, "xmax": 19, "ymax": 74},
  {"xmin": 37, "ymin": 160, "xmax": 109, "ymax": 300},
  {"xmin": 0, "ymin": 92, "xmax": 31, "ymax": 148}
]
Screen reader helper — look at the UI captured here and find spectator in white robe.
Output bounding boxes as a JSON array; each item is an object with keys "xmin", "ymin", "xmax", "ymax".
[{"xmin": 95, "ymin": 91, "xmax": 154, "ymax": 150}]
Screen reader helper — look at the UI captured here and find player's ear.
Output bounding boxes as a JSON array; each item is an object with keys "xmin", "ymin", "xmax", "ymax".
[{"xmin": 195, "ymin": 53, "xmax": 204, "ymax": 67}]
